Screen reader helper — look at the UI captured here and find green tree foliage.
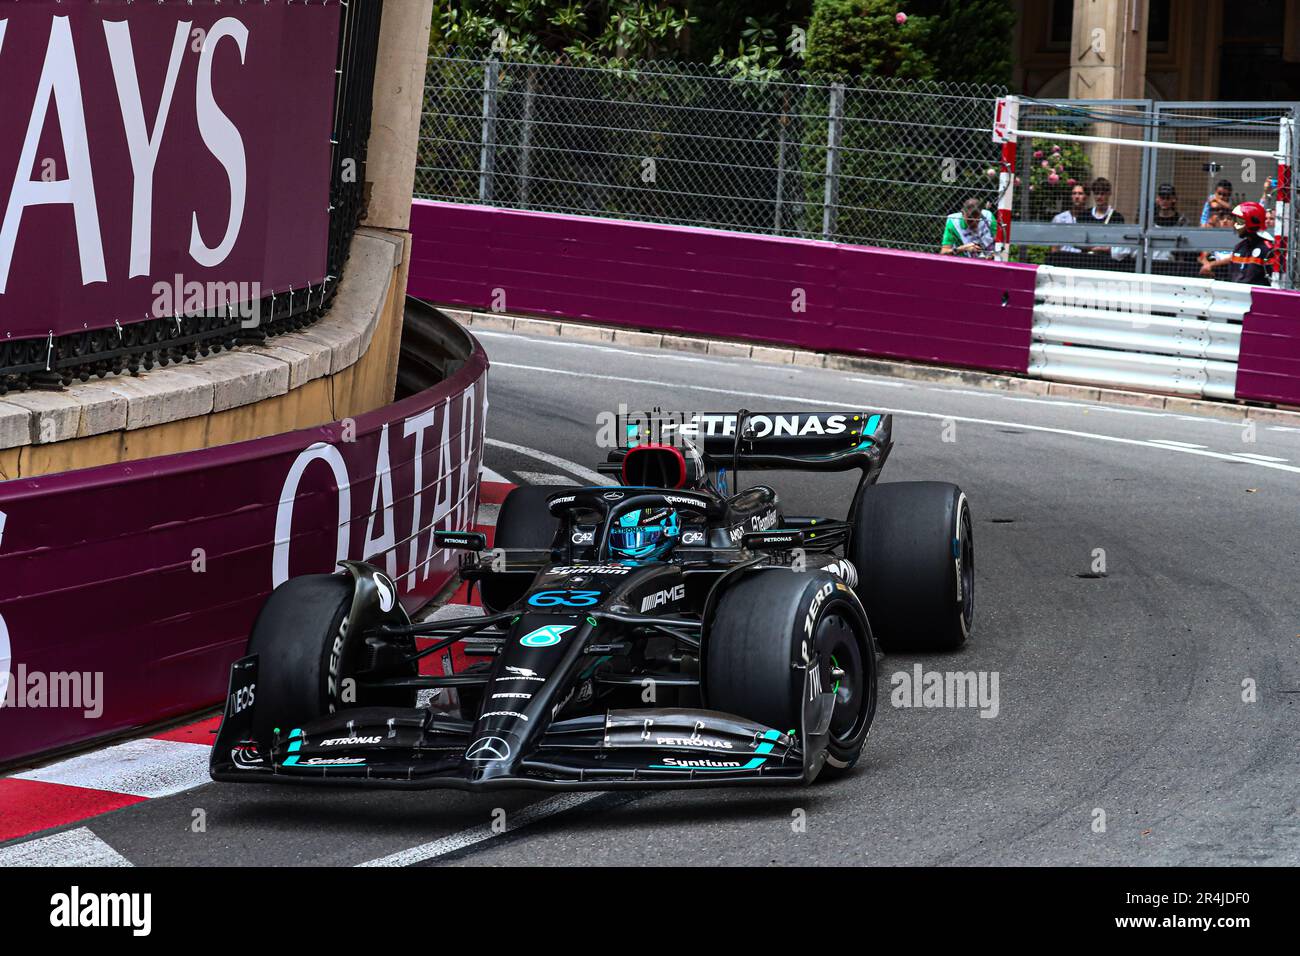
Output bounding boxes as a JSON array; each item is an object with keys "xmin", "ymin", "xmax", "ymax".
[
  {"xmin": 922, "ymin": 0, "xmax": 1015, "ymax": 88},
  {"xmin": 804, "ymin": 0, "xmax": 935, "ymax": 80},
  {"xmin": 431, "ymin": 1, "xmax": 695, "ymax": 62},
  {"xmin": 804, "ymin": 0, "xmax": 1014, "ymax": 86}
]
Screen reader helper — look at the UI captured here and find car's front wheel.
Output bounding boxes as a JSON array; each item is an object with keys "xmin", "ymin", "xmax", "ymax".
[
  {"xmin": 705, "ymin": 570, "xmax": 877, "ymax": 777},
  {"xmin": 246, "ymin": 574, "xmax": 415, "ymax": 743}
]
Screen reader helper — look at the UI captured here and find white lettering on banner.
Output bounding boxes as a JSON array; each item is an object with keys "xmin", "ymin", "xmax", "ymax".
[
  {"xmin": 0, "ymin": 16, "xmax": 107, "ymax": 294},
  {"xmin": 402, "ymin": 406, "xmax": 439, "ymax": 589},
  {"xmin": 271, "ymin": 392, "xmax": 479, "ymax": 593},
  {"xmin": 104, "ymin": 19, "xmax": 188, "ymax": 278},
  {"xmin": 361, "ymin": 423, "xmax": 399, "ymax": 578},
  {"xmin": 0, "ymin": 510, "xmax": 9, "ymax": 707},
  {"xmin": 419, "ymin": 399, "xmax": 454, "ymax": 583},
  {"xmin": 189, "ymin": 18, "xmax": 248, "ymax": 267},
  {"xmin": 272, "ymin": 442, "xmax": 352, "ymax": 588}
]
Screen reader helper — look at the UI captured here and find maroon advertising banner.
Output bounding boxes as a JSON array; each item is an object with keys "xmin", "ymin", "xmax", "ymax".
[
  {"xmin": 0, "ymin": 345, "xmax": 488, "ymax": 767},
  {"xmin": 0, "ymin": 0, "xmax": 341, "ymax": 341}
]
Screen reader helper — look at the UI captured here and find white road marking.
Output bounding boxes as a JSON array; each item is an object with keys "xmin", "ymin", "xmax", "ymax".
[
  {"xmin": 481, "ymin": 465, "xmax": 510, "ymax": 483},
  {"xmin": 516, "ymin": 471, "xmax": 578, "ymax": 485},
  {"xmin": 416, "ymin": 603, "xmax": 484, "ymax": 623},
  {"xmin": 847, "ymin": 377, "xmax": 910, "ymax": 389},
  {"xmin": 472, "ymin": 329, "xmax": 802, "ymax": 372},
  {"xmin": 12, "ymin": 738, "xmax": 211, "ymax": 799},
  {"xmin": 488, "ymin": 329, "xmax": 1281, "ymax": 431},
  {"xmin": 484, "ymin": 437, "xmax": 605, "ymax": 483},
  {"xmin": 491, "ymin": 362, "xmax": 1300, "ymax": 476},
  {"xmin": 1148, "ymin": 439, "xmax": 1208, "ymax": 449},
  {"xmin": 0, "ymin": 827, "xmax": 132, "ymax": 867},
  {"xmin": 1234, "ymin": 453, "xmax": 1289, "ymax": 462},
  {"xmin": 355, "ymin": 792, "xmax": 604, "ymax": 867},
  {"xmin": 476, "ymin": 503, "xmax": 500, "ymax": 526}
]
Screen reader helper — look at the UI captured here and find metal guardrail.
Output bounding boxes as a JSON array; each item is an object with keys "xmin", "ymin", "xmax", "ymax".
[{"xmin": 1029, "ymin": 266, "xmax": 1249, "ymax": 399}]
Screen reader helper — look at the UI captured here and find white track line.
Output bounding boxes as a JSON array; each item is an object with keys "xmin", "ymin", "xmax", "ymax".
[
  {"xmin": 471, "ymin": 328, "xmax": 802, "ymax": 372},
  {"xmin": 516, "ymin": 471, "xmax": 581, "ymax": 485},
  {"xmin": 1234, "ymin": 452, "xmax": 1289, "ymax": 462},
  {"xmin": 0, "ymin": 827, "xmax": 132, "ymax": 867},
  {"xmin": 491, "ymin": 362, "xmax": 1300, "ymax": 477},
  {"xmin": 356, "ymin": 792, "xmax": 604, "ymax": 867},
  {"xmin": 1148, "ymin": 439, "xmax": 1208, "ymax": 449},
  {"xmin": 12, "ymin": 738, "xmax": 211, "ymax": 799},
  {"xmin": 484, "ymin": 437, "xmax": 605, "ymax": 483},
  {"xmin": 416, "ymin": 603, "xmax": 484, "ymax": 623}
]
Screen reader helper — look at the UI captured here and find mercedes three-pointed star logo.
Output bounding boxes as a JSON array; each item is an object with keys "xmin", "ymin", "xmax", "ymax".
[{"xmin": 465, "ymin": 736, "xmax": 512, "ymax": 761}]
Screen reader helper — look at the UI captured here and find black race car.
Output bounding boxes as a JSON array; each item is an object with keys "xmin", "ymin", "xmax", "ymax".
[{"xmin": 210, "ymin": 410, "xmax": 973, "ymax": 791}]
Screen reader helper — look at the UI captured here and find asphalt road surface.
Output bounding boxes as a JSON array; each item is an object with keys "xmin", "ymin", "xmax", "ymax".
[{"xmin": 7, "ymin": 328, "xmax": 1300, "ymax": 866}]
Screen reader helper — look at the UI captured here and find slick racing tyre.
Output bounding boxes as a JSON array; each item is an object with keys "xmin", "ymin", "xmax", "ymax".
[
  {"xmin": 849, "ymin": 481, "xmax": 973, "ymax": 652},
  {"xmin": 705, "ymin": 570, "xmax": 877, "ymax": 776},
  {"xmin": 246, "ymin": 574, "xmax": 415, "ymax": 744},
  {"xmin": 479, "ymin": 484, "xmax": 564, "ymax": 613}
]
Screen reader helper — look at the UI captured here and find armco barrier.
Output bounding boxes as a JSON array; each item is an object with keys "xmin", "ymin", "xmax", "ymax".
[
  {"xmin": 1236, "ymin": 288, "xmax": 1300, "ymax": 407},
  {"xmin": 0, "ymin": 318, "xmax": 487, "ymax": 767},
  {"xmin": 409, "ymin": 201, "xmax": 1038, "ymax": 374},
  {"xmin": 1030, "ymin": 266, "xmax": 1250, "ymax": 400}
]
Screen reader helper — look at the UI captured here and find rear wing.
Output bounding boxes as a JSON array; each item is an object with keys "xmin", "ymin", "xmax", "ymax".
[{"xmin": 622, "ymin": 410, "xmax": 892, "ymax": 474}]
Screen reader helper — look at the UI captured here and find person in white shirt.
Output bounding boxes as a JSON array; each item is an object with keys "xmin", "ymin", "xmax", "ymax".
[{"xmin": 1051, "ymin": 182, "xmax": 1090, "ymax": 253}]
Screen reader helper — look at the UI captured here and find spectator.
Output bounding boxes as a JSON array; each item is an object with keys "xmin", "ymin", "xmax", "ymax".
[
  {"xmin": 1085, "ymin": 177, "xmax": 1133, "ymax": 261},
  {"xmin": 1200, "ymin": 178, "xmax": 1234, "ymax": 226},
  {"xmin": 940, "ymin": 197, "xmax": 996, "ymax": 257},
  {"xmin": 1050, "ymin": 182, "xmax": 1089, "ymax": 253},
  {"xmin": 1150, "ymin": 182, "xmax": 1187, "ymax": 268}
]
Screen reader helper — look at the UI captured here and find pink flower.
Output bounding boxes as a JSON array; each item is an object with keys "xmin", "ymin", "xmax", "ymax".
[
  {"xmin": 1067, "ymin": 178, "xmax": 1077, "ymax": 186},
  {"xmin": 986, "ymin": 167, "xmax": 997, "ymax": 178},
  {"xmin": 1014, "ymin": 176, "xmax": 1022, "ymax": 186},
  {"xmin": 895, "ymin": 12, "xmax": 908, "ymax": 24},
  {"xmin": 1033, "ymin": 149, "xmax": 1043, "ymax": 159},
  {"xmin": 1041, "ymin": 159, "xmax": 1050, "ymax": 168},
  {"xmin": 1052, "ymin": 144, "xmax": 1061, "ymax": 153},
  {"xmin": 1047, "ymin": 172, "xmax": 1060, "ymax": 184}
]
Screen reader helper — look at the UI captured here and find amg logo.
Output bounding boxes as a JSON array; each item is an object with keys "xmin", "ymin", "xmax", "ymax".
[
  {"xmin": 655, "ymin": 736, "xmax": 733, "ymax": 749},
  {"xmin": 319, "ymin": 736, "xmax": 382, "ymax": 747},
  {"xmin": 641, "ymin": 583, "xmax": 685, "ymax": 612},
  {"xmin": 658, "ymin": 756, "xmax": 742, "ymax": 768}
]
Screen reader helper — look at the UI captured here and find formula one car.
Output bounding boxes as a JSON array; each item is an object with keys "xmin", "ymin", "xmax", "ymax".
[{"xmin": 210, "ymin": 410, "xmax": 973, "ymax": 791}]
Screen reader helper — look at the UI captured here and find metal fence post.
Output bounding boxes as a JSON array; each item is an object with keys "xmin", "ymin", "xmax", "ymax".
[
  {"xmin": 518, "ymin": 66, "xmax": 538, "ymax": 209},
  {"xmin": 478, "ymin": 57, "xmax": 500, "ymax": 204},
  {"xmin": 774, "ymin": 106, "xmax": 788, "ymax": 234},
  {"xmin": 822, "ymin": 83, "xmax": 844, "ymax": 241}
]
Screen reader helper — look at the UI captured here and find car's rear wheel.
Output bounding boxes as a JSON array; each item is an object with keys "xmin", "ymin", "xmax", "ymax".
[
  {"xmin": 848, "ymin": 481, "xmax": 973, "ymax": 652},
  {"xmin": 479, "ymin": 484, "xmax": 563, "ymax": 613},
  {"xmin": 246, "ymin": 574, "xmax": 415, "ymax": 743},
  {"xmin": 705, "ymin": 570, "xmax": 876, "ymax": 776}
]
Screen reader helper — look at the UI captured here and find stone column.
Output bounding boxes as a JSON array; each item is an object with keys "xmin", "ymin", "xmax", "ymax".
[
  {"xmin": 361, "ymin": 0, "xmax": 436, "ymax": 402},
  {"xmin": 1070, "ymin": 0, "xmax": 1150, "ymax": 200}
]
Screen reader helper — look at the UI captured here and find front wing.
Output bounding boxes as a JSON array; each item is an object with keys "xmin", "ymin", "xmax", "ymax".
[{"xmin": 209, "ymin": 655, "xmax": 836, "ymax": 791}]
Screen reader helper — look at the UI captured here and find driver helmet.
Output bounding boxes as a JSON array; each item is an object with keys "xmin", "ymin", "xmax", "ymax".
[{"xmin": 608, "ymin": 507, "xmax": 680, "ymax": 561}]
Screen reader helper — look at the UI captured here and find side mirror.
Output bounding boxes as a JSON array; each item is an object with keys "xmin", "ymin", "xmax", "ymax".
[
  {"xmin": 741, "ymin": 530, "xmax": 804, "ymax": 551},
  {"xmin": 433, "ymin": 530, "xmax": 488, "ymax": 551}
]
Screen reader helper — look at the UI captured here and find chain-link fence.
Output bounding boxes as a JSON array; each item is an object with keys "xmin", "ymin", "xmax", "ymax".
[
  {"xmin": 420, "ymin": 52, "xmax": 1298, "ymax": 284},
  {"xmin": 420, "ymin": 52, "xmax": 1005, "ymax": 254},
  {"xmin": 1011, "ymin": 100, "xmax": 1299, "ymax": 285}
]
